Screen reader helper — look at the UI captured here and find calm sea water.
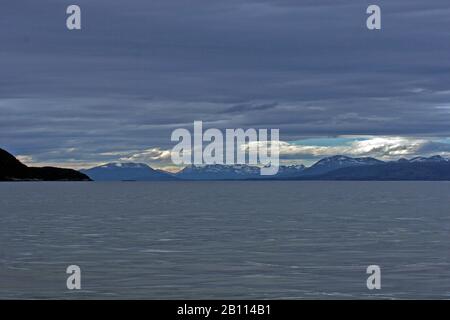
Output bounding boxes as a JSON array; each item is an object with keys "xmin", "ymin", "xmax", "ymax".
[{"xmin": 0, "ymin": 181, "xmax": 450, "ymax": 299}]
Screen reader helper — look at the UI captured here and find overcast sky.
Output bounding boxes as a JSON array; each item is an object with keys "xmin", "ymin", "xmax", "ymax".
[{"xmin": 1, "ymin": 0, "xmax": 450, "ymax": 169}]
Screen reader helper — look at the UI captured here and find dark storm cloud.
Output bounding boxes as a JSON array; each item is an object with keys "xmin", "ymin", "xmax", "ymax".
[{"xmin": 1, "ymin": 0, "xmax": 450, "ymax": 165}]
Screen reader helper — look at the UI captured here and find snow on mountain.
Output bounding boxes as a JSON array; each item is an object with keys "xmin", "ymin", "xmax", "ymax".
[
  {"xmin": 175, "ymin": 164, "xmax": 306, "ymax": 180},
  {"xmin": 80, "ymin": 155, "xmax": 450, "ymax": 181},
  {"xmin": 303, "ymin": 155, "xmax": 384, "ymax": 176},
  {"xmin": 408, "ymin": 155, "xmax": 449, "ymax": 163},
  {"xmin": 175, "ymin": 164, "xmax": 260, "ymax": 180},
  {"xmin": 81, "ymin": 162, "xmax": 176, "ymax": 181}
]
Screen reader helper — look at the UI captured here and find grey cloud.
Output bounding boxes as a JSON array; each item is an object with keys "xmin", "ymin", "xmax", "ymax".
[
  {"xmin": 221, "ymin": 102, "xmax": 278, "ymax": 114},
  {"xmin": 1, "ymin": 0, "xmax": 450, "ymax": 165}
]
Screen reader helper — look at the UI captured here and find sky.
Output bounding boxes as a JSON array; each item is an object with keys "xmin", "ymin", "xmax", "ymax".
[{"xmin": 1, "ymin": 0, "xmax": 450, "ymax": 169}]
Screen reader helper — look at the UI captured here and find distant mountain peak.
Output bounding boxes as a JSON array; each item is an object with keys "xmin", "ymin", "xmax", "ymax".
[
  {"xmin": 81, "ymin": 162, "xmax": 176, "ymax": 181},
  {"xmin": 304, "ymin": 155, "xmax": 384, "ymax": 176},
  {"xmin": 409, "ymin": 155, "xmax": 448, "ymax": 163},
  {"xmin": 316, "ymin": 155, "xmax": 381, "ymax": 163},
  {"xmin": 176, "ymin": 163, "xmax": 306, "ymax": 180}
]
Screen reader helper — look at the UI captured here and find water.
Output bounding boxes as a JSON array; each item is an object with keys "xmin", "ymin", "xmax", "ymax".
[{"xmin": 0, "ymin": 181, "xmax": 450, "ymax": 299}]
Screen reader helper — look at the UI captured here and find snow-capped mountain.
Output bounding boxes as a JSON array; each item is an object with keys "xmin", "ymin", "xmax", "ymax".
[
  {"xmin": 80, "ymin": 154, "xmax": 450, "ymax": 181},
  {"xmin": 407, "ymin": 155, "xmax": 449, "ymax": 163},
  {"xmin": 303, "ymin": 155, "xmax": 384, "ymax": 176},
  {"xmin": 316, "ymin": 156, "xmax": 450, "ymax": 181},
  {"xmin": 175, "ymin": 164, "xmax": 261, "ymax": 180},
  {"xmin": 175, "ymin": 164, "xmax": 306, "ymax": 180},
  {"xmin": 81, "ymin": 162, "xmax": 177, "ymax": 181}
]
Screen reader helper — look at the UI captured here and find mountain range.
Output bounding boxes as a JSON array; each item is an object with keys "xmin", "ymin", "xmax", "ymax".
[
  {"xmin": 174, "ymin": 164, "xmax": 307, "ymax": 180},
  {"xmin": 2, "ymin": 147, "xmax": 450, "ymax": 181},
  {"xmin": 81, "ymin": 154, "xmax": 450, "ymax": 181},
  {"xmin": 299, "ymin": 155, "xmax": 384, "ymax": 176},
  {"xmin": 306, "ymin": 156, "xmax": 450, "ymax": 181}
]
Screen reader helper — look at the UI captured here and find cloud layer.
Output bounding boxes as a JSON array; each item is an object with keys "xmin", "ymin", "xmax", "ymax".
[{"xmin": 1, "ymin": 1, "xmax": 450, "ymax": 168}]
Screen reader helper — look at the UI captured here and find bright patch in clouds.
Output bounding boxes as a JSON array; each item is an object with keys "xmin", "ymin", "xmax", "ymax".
[
  {"xmin": 279, "ymin": 136, "xmax": 450, "ymax": 162},
  {"xmin": 117, "ymin": 136, "xmax": 450, "ymax": 169},
  {"xmin": 16, "ymin": 136, "xmax": 450, "ymax": 170},
  {"xmin": 119, "ymin": 148, "xmax": 172, "ymax": 163},
  {"xmin": 349, "ymin": 137, "xmax": 427, "ymax": 157},
  {"xmin": 16, "ymin": 155, "xmax": 33, "ymax": 164}
]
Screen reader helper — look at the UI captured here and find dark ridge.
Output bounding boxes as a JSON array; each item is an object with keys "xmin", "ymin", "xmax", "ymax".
[
  {"xmin": 311, "ymin": 162, "xmax": 450, "ymax": 181},
  {"xmin": 0, "ymin": 148, "xmax": 91, "ymax": 181}
]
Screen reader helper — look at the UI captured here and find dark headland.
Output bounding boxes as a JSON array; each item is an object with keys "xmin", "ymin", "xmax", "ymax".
[{"xmin": 0, "ymin": 148, "xmax": 91, "ymax": 181}]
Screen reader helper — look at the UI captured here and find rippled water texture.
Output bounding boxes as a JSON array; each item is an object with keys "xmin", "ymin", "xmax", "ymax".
[{"xmin": 1, "ymin": 181, "xmax": 449, "ymax": 299}]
